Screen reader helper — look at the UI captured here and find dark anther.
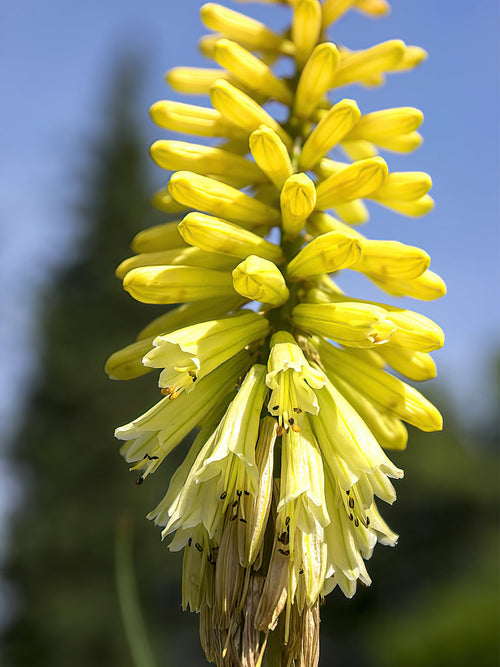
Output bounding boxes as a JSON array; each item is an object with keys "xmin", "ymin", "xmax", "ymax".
[
  {"xmin": 136, "ymin": 477, "xmax": 144, "ymax": 486},
  {"xmin": 348, "ymin": 497, "xmax": 355, "ymax": 509},
  {"xmin": 366, "ymin": 517, "xmax": 371, "ymax": 526},
  {"xmin": 288, "ymin": 418, "xmax": 295, "ymax": 425},
  {"xmin": 272, "ymin": 405, "xmax": 279, "ymax": 411},
  {"xmin": 143, "ymin": 454, "xmax": 159, "ymax": 461},
  {"xmin": 278, "ymin": 548, "xmax": 290, "ymax": 556},
  {"xmin": 349, "ymin": 513, "xmax": 354, "ymax": 521},
  {"xmin": 232, "ymin": 500, "xmax": 239, "ymax": 508},
  {"xmin": 244, "ymin": 490, "xmax": 250, "ymax": 496},
  {"xmin": 188, "ymin": 538, "xmax": 192, "ymax": 547},
  {"xmin": 278, "ymin": 531, "xmax": 289, "ymax": 545},
  {"xmin": 220, "ymin": 491, "xmax": 227, "ymax": 500},
  {"xmin": 236, "ymin": 490, "xmax": 242, "ymax": 497},
  {"xmin": 354, "ymin": 518, "xmax": 360, "ymax": 527},
  {"xmin": 195, "ymin": 543, "xmax": 203, "ymax": 552},
  {"xmin": 299, "ymin": 569, "xmax": 304, "ymax": 574},
  {"xmin": 293, "ymin": 408, "xmax": 303, "ymax": 414},
  {"xmin": 230, "ymin": 514, "xmax": 238, "ymax": 521},
  {"xmin": 285, "ymin": 516, "xmax": 290, "ymax": 526},
  {"xmin": 346, "ymin": 490, "xmax": 350, "ymax": 495},
  {"xmin": 239, "ymin": 518, "xmax": 248, "ymax": 524}
]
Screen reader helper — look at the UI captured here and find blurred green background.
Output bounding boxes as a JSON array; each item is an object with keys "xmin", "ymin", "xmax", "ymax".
[{"xmin": 1, "ymin": 37, "xmax": 499, "ymax": 667}]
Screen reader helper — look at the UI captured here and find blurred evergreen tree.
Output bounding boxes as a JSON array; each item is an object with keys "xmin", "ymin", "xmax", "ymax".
[{"xmin": 0, "ymin": 55, "xmax": 205, "ymax": 667}]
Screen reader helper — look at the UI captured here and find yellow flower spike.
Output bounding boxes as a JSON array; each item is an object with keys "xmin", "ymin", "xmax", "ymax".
[
  {"xmin": 123, "ymin": 265, "xmax": 236, "ymax": 305},
  {"xmin": 249, "ymin": 125, "xmax": 293, "ymax": 190},
  {"xmin": 286, "ymin": 231, "xmax": 361, "ymax": 281},
  {"xmin": 293, "ymin": 42, "xmax": 341, "ymax": 119},
  {"xmin": 321, "ymin": 0, "xmax": 356, "ymax": 28},
  {"xmin": 345, "ymin": 106, "xmax": 423, "ymax": 144},
  {"xmin": 131, "ymin": 221, "xmax": 188, "ymax": 253},
  {"xmin": 317, "ymin": 340, "xmax": 443, "ymax": 432},
  {"xmin": 280, "ymin": 173, "xmax": 317, "ymax": 239},
  {"xmin": 178, "ymin": 211, "xmax": 285, "ymax": 263},
  {"xmin": 105, "ymin": 337, "xmax": 156, "ymax": 381},
  {"xmin": 351, "ymin": 239, "xmax": 431, "ymax": 280},
  {"xmin": 151, "ymin": 188, "xmax": 188, "ymax": 214},
  {"xmin": 149, "ymin": 100, "xmax": 244, "ymax": 139},
  {"xmin": 116, "ymin": 247, "xmax": 237, "ymax": 279},
  {"xmin": 369, "ymin": 269, "xmax": 447, "ymax": 301},
  {"xmin": 371, "ymin": 171, "xmax": 432, "ymax": 202},
  {"xmin": 168, "ymin": 171, "xmax": 281, "ymax": 228},
  {"xmin": 144, "ymin": 312, "xmax": 269, "ymax": 396},
  {"xmin": 375, "ymin": 194, "xmax": 435, "ymax": 217},
  {"xmin": 299, "ymin": 99, "xmax": 361, "ymax": 170},
  {"xmin": 377, "ymin": 346, "xmax": 437, "ymax": 382},
  {"xmin": 166, "ymin": 66, "xmax": 232, "ymax": 95},
  {"xmin": 292, "ymin": 0, "xmax": 322, "ymax": 68},
  {"xmin": 210, "ymin": 79, "xmax": 292, "ymax": 148},
  {"xmin": 150, "ymin": 140, "xmax": 267, "ymax": 187},
  {"xmin": 109, "ymin": 0, "xmax": 446, "ymax": 659},
  {"xmin": 137, "ymin": 296, "xmax": 245, "ymax": 340},
  {"xmin": 200, "ymin": 3, "xmax": 290, "ymax": 53},
  {"xmin": 293, "ymin": 301, "xmax": 396, "ymax": 348},
  {"xmin": 213, "ymin": 39, "xmax": 293, "ymax": 105},
  {"xmin": 333, "ymin": 40, "xmax": 406, "ymax": 88},
  {"xmin": 315, "ymin": 157, "xmax": 389, "ymax": 209},
  {"xmin": 232, "ymin": 255, "xmax": 289, "ymax": 306}
]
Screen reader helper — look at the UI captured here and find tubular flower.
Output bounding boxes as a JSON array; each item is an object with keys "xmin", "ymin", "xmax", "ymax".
[{"xmin": 107, "ymin": 1, "xmax": 445, "ymax": 665}]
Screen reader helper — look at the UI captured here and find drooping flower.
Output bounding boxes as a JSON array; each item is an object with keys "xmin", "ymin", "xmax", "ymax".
[{"xmin": 107, "ymin": 1, "xmax": 445, "ymax": 664}]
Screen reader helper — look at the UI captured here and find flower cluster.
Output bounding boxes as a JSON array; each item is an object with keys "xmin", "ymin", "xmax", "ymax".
[{"xmin": 106, "ymin": 1, "xmax": 445, "ymax": 664}]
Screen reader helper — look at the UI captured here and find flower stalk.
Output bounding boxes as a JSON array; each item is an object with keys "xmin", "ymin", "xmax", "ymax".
[{"xmin": 107, "ymin": 1, "xmax": 445, "ymax": 665}]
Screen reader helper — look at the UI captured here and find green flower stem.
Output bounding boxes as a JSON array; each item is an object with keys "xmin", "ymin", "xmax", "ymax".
[{"xmin": 115, "ymin": 516, "xmax": 159, "ymax": 667}]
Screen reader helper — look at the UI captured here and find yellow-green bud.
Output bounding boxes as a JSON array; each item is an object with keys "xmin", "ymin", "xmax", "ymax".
[
  {"xmin": 178, "ymin": 212, "xmax": 284, "ymax": 263},
  {"xmin": 249, "ymin": 125, "xmax": 293, "ymax": 190},
  {"xmin": 232, "ymin": 255, "xmax": 289, "ymax": 306},
  {"xmin": 280, "ymin": 173, "xmax": 317, "ymax": 239}
]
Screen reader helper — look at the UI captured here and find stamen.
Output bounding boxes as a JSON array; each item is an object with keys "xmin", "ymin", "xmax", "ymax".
[
  {"xmin": 220, "ymin": 491, "xmax": 227, "ymax": 500},
  {"xmin": 195, "ymin": 542, "xmax": 203, "ymax": 552}
]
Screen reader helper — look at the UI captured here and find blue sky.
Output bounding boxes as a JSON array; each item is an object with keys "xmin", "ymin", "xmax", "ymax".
[{"xmin": 0, "ymin": 0, "xmax": 498, "ymax": 559}]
